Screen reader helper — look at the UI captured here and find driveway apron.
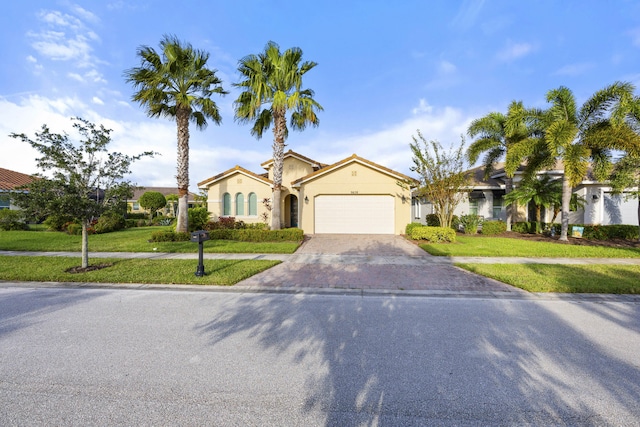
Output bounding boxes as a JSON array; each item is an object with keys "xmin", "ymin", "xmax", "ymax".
[{"xmin": 235, "ymin": 234, "xmax": 524, "ymax": 293}]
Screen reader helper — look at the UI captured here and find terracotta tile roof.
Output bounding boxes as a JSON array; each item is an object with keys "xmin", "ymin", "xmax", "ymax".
[
  {"xmin": 130, "ymin": 186, "xmax": 198, "ymax": 201},
  {"xmin": 260, "ymin": 149, "xmax": 327, "ymax": 170},
  {"xmin": 197, "ymin": 165, "xmax": 273, "ymax": 188},
  {"xmin": 292, "ymin": 154, "xmax": 418, "ymax": 186},
  {"xmin": 0, "ymin": 167, "xmax": 36, "ymax": 191}
]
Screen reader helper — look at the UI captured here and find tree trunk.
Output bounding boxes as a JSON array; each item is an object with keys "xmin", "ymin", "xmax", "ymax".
[
  {"xmin": 176, "ymin": 107, "xmax": 190, "ymax": 233},
  {"xmin": 559, "ymin": 174, "xmax": 571, "ymax": 241},
  {"xmin": 81, "ymin": 220, "xmax": 89, "ymax": 269},
  {"xmin": 505, "ymin": 176, "xmax": 513, "ymax": 231},
  {"xmin": 271, "ymin": 109, "xmax": 287, "ymax": 230},
  {"xmin": 637, "ymin": 198, "xmax": 640, "ymax": 242},
  {"xmin": 535, "ymin": 204, "xmax": 542, "ymax": 234}
]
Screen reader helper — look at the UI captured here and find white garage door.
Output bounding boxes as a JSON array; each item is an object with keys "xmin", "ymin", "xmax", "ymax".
[
  {"xmin": 603, "ymin": 192, "xmax": 637, "ymax": 225},
  {"xmin": 315, "ymin": 195, "xmax": 395, "ymax": 234}
]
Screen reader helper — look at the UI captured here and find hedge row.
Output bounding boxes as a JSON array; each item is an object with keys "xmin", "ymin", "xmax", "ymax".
[
  {"xmin": 513, "ymin": 222, "xmax": 639, "ymax": 240},
  {"xmin": 207, "ymin": 228, "xmax": 304, "ymax": 242},
  {"xmin": 407, "ymin": 224, "xmax": 456, "ymax": 243},
  {"xmin": 481, "ymin": 220, "xmax": 507, "ymax": 236}
]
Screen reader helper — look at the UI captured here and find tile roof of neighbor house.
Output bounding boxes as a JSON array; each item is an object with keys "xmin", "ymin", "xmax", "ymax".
[
  {"xmin": 197, "ymin": 165, "xmax": 273, "ymax": 188},
  {"xmin": 292, "ymin": 153, "xmax": 418, "ymax": 186},
  {"xmin": 260, "ymin": 149, "xmax": 327, "ymax": 170},
  {"xmin": 0, "ymin": 167, "xmax": 36, "ymax": 191},
  {"xmin": 131, "ymin": 186, "xmax": 198, "ymax": 201}
]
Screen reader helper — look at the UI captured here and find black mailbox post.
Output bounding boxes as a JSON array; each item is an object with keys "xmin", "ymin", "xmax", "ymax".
[{"xmin": 190, "ymin": 230, "xmax": 210, "ymax": 277}]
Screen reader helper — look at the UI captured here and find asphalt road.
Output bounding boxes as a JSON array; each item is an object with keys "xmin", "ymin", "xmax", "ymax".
[{"xmin": 1, "ymin": 286, "xmax": 639, "ymax": 426}]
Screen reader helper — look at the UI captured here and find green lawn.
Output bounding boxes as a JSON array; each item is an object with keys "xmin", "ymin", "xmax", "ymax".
[
  {"xmin": 0, "ymin": 227, "xmax": 300, "ymax": 254},
  {"xmin": 457, "ymin": 263, "xmax": 640, "ymax": 294},
  {"xmin": 0, "ymin": 256, "xmax": 280, "ymax": 286},
  {"xmin": 420, "ymin": 235, "xmax": 640, "ymax": 258}
]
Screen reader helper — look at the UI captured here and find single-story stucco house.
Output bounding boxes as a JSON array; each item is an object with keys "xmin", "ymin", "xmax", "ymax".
[
  {"xmin": 197, "ymin": 150, "xmax": 416, "ymax": 234},
  {"xmin": 412, "ymin": 162, "xmax": 639, "ymax": 226},
  {"xmin": 0, "ymin": 167, "xmax": 35, "ymax": 210},
  {"xmin": 128, "ymin": 186, "xmax": 199, "ymax": 217}
]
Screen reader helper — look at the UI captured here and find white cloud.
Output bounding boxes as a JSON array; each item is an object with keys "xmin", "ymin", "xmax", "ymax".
[
  {"xmin": 425, "ymin": 59, "xmax": 460, "ymax": 90},
  {"xmin": 26, "ymin": 55, "xmax": 37, "ymax": 63},
  {"xmin": 295, "ymin": 100, "xmax": 475, "ymax": 177},
  {"xmin": 496, "ymin": 41, "xmax": 536, "ymax": 61},
  {"xmin": 553, "ymin": 62, "xmax": 595, "ymax": 76},
  {"xmin": 92, "ymin": 96, "xmax": 104, "ymax": 105},
  {"xmin": 451, "ymin": 0, "xmax": 486, "ymax": 30},
  {"xmin": 628, "ymin": 28, "xmax": 640, "ymax": 47}
]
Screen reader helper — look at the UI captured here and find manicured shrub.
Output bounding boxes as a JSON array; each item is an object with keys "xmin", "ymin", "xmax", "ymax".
[
  {"xmin": 481, "ymin": 220, "xmax": 506, "ymax": 235},
  {"xmin": 512, "ymin": 222, "xmax": 532, "ymax": 234},
  {"xmin": 602, "ymin": 224, "xmax": 639, "ymax": 240},
  {"xmin": 152, "ymin": 216, "xmax": 174, "ymax": 226},
  {"xmin": 425, "ymin": 214, "xmax": 440, "ymax": 227},
  {"xmin": 0, "ymin": 209, "xmax": 29, "ymax": 231},
  {"xmin": 409, "ymin": 225, "xmax": 456, "ymax": 243},
  {"xmin": 459, "ymin": 214, "xmax": 481, "ymax": 234},
  {"xmin": 94, "ymin": 211, "xmax": 126, "ymax": 234},
  {"xmin": 66, "ymin": 223, "xmax": 82, "ymax": 235},
  {"xmin": 188, "ymin": 207, "xmax": 210, "ymax": 232},
  {"xmin": 44, "ymin": 213, "xmax": 75, "ymax": 231},
  {"xmin": 207, "ymin": 228, "xmax": 304, "ymax": 242},
  {"xmin": 149, "ymin": 230, "xmax": 190, "ymax": 242},
  {"xmin": 405, "ymin": 222, "xmax": 423, "ymax": 235}
]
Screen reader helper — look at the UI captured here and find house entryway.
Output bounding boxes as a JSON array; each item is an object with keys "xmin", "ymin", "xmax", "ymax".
[{"xmin": 285, "ymin": 194, "xmax": 298, "ymax": 228}]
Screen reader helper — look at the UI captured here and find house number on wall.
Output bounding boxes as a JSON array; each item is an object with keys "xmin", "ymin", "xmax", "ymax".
[{"xmin": 351, "ymin": 191, "xmax": 358, "ymax": 194}]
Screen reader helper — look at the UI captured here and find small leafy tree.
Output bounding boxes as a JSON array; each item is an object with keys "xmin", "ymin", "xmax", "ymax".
[
  {"xmin": 410, "ymin": 130, "xmax": 469, "ymax": 228},
  {"xmin": 10, "ymin": 117, "xmax": 153, "ymax": 269},
  {"xmin": 139, "ymin": 191, "xmax": 167, "ymax": 219}
]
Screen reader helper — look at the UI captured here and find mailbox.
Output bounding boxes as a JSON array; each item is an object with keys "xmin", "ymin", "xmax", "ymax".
[{"xmin": 190, "ymin": 230, "xmax": 210, "ymax": 243}]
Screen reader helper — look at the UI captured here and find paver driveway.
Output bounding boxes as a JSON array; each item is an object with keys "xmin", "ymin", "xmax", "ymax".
[{"xmin": 236, "ymin": 234, "xmax": 524, "ymax": 294}]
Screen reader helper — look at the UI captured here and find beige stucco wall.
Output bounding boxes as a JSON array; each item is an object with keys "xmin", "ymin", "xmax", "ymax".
[
  {"xmin": 296, "ymin": 161, "xmax": 412, "ymax": 234},
  {"xmin": 202, "ymin": 171, "xmax": 272, "ymax": 224}
]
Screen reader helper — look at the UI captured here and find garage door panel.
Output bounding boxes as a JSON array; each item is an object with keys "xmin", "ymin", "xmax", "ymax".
[
  {"xmin": 315, "ymin": 195, "xmax": 394, "ymax": 234},
  {"xmin": 603, "ymin": 193, "xmax": 637, "ymax": 225}
]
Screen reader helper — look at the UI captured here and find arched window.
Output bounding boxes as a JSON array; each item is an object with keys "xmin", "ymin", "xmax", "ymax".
[
  {"xmin": 235, "ymin": 193, "xmax": 244, "ymax": 216},
  {"xmin": 222, "ymin": 192, "xmax": 231, "ymax": 216},
  {"xmin": 248, "ymin": 193, "xmax": 257, "ymax": 216}
]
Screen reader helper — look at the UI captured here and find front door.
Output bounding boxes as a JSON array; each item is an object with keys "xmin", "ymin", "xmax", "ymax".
[{"xmin": 290, "ymin": 195, "xmax": 298, "ymax": 227}]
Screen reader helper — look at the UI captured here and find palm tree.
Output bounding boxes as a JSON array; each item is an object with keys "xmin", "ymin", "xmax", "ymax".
[
  {"xmin": 541, "ymin": 82, "xmax": 638, "ymax": 241},
  {"xmin": 504, "ymin": 175, "xmax": 562, "ymax": 234},
  {"xmin": 467, "ymin": 101, "xmax": 541, "ymax": 230},
  {"xmin": 233, "ymin": 41, "xmax": 323, "ymax": 230},
  {"xmin": 125, "ymin": 35, "xmax": 227, "ymax": 233}
]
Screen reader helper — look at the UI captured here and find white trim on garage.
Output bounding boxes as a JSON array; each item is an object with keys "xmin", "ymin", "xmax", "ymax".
[{"xmin": 314, "ymin": 195, "xmax": 395, "ymax": 234}]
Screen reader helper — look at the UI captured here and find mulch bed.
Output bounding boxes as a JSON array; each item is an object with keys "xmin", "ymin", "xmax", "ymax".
[{"xmin": 65, "ymin": 263, "xmax": 114, "ymax": 274}]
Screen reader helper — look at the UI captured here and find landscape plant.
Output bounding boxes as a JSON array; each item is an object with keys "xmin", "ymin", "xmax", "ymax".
[
  {"xmin": 139, "ymin": 191, "xmax": 167, "ymax": 220},
  {"xmin": 234, "ymin": 41, "xmax": 323, "ymax": 230},
  {"xmin": 410, "ymin": 131, "xmax": 469, "ymax": 228},
  {"xmin": 125, "ymin": 35, "xmax": 227, "ymax": 233},
  {"xmin": 0, "ymin": 209, "xmax": 29, "ymax": 231},
  {"xmin": 10, "ymin": 117, "xmax": 152, "ymax": 268}
]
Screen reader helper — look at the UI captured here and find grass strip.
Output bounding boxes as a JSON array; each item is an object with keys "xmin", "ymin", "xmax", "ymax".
[
  {"xmin": 456, "ymin": 263, "xmax": 640, "ymax": 294},
  {"xmin": 0, "ymin": 256, "xmax": 280, "ymax": 286},
  {"xmin": 421, "ymin": 236, "xmax": 640, "ymax": 258},
  {"xmin": 0, "ymin": 228, "xmax": 300, "ymax": 254}
]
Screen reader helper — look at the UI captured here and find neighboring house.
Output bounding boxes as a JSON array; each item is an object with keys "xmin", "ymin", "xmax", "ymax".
[
  {"xmin": 128, "ymin": 186, "xmax": 199, "ymax": 217},
  {"xmin": 0, "ymin": 167, "xmax": 35, "ymax": 210},
  {"xmin": 413, "ymin": 162, "xmax": 638, "ymax": 226},
  {"xmin": 198, "ymin": 150, "xmax": 415, "ymax": 234}
]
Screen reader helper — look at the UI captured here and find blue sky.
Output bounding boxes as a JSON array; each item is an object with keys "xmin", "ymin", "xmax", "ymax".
[{"xmin": 2, "ymin": 0, "xmax": 640, "ymax": 191}]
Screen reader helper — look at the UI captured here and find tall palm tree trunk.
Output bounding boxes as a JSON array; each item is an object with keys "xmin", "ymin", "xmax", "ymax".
[
  {"xmin": 505, "ymin": 176, "xmax": 513, "ymax": 231},
  {"xmin": 271, "ymin": 110, "xmax": 287, "ymax": 230},
  {"xmin": 176, "ymin": 107, "xmax": 190, "ymax": 233},
  {"xmin": 559, "ymin": 174, "xmax": 572, "ymax": 241}
]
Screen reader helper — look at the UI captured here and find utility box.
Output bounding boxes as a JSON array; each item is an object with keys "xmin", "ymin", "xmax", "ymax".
[{"xmin": 190, "ymin": 230, "xmax": 210, "ymax": 243}]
